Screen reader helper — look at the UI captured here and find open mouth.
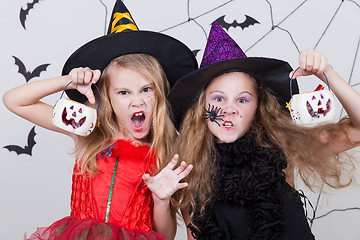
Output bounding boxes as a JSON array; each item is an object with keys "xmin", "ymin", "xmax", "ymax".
[
  {"xmin": 223, "ymin": 121, "xmax": 234, "ymax": 128},
  {"xmin": 131, "ymin": 111, "xmax": 146, "ymax": 130}
]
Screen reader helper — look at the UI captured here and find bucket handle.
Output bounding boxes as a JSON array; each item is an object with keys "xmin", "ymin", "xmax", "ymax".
[
  {"xmin": 59, "ymin": 81, "xmax": 101, "ymax": 112},
  {"xmin": 290, "ymin": 67, "xmax": 330, "ymax": 98}
]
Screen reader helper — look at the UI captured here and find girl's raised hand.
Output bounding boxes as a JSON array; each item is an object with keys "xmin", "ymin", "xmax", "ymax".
[
  {"xmin": 143, "ymin": 154, "xmax": 193, "ymax": 201},
  {"xmin": 290, "ymin": 49, "xmax": 330, "ymax": 81},
  {"xmin": 68, "ymin": 67, "xmax": 101, "ymax": 104}
]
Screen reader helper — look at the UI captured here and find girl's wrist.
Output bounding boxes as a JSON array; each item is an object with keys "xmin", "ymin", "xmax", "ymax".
[
  {"xmin": 61, "ymin": 75, "xmax": 74, "ymax": 89},
  {"xmin": 152, "ymin": 194, "xmax": 170, "ymax": 206},
  {"xmin": 318, "ymin": 66, "xmax": 333, "ymax": 84}
]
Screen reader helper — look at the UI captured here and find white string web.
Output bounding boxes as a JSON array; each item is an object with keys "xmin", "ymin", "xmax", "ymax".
[{"xmin": 13, "ymin": 0, "xmax": 360, "ymax": 237}]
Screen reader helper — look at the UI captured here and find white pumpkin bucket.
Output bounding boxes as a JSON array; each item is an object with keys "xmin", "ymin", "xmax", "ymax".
[
  {"xmin": 52, "ymin": 81, "xmax": 100, "ymax": 136},
  {"xmin": 287, "ymin": 68, "xmax": 336, "ymax": 126}
]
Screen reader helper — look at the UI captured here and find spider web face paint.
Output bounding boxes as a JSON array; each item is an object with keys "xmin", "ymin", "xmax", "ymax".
[{"xmin": 203, "ymin": 104, "xmax": 224, "ymax": 127}]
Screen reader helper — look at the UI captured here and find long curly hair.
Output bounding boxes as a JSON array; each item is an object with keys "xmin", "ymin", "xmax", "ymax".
[
  {"xmin": 75, "ymin": 53, "xmax": 177, "ymax": 176},
  {"xmin": 173, "ymin": 73, "xmax": 356, "ymax": 218}
]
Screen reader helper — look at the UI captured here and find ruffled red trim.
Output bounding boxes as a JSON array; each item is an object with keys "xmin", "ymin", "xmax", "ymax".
[
  {"xmin": 25, "ymin": 216, "xmax": 166, "ymax": 240},
  {"xmin": 71, "ymin": 166, "xmax": 94, "ymax": 219}
]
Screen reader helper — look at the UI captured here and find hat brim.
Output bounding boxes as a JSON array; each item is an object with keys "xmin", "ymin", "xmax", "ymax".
[
  {"xmin": 168, "ymin": 57, "xmax": 299, "ymax": 129},
  {"xmin": 62, "ymin": 31, "xmax": 198, "ymax": 103}
]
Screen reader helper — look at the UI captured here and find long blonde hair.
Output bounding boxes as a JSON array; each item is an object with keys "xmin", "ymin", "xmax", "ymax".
[
  {"xmin": 75, "ymin": 53, "xmax": 177, "ymax": 176},
  {"xmin": 174, "ymin": 73, "xmax": 356, "ymax": 217}
]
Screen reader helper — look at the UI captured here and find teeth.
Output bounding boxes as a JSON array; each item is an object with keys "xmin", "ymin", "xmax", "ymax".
[
  {"xmin": 224, "ymin": 122, "xmax": 233, "ymax": 127},
  {"xmin": 134, "ymin": 112, "xmax": 143, "ymax": 117}
]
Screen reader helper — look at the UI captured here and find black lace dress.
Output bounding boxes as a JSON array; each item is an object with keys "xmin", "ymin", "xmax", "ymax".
[{"xmin": 188, "ymin": 133, "xmax": 315, "ymax": 240}]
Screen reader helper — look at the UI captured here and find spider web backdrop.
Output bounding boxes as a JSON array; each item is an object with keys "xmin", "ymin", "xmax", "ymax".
[{"xmin": 119, "ymin": 1, "xmax": 360, "ymax": 239}]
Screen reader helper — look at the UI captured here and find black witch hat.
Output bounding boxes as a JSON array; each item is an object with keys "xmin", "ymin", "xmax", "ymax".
[{"xmin": 63, "ymin": 0, "xmax": 198, "ymax": 103}]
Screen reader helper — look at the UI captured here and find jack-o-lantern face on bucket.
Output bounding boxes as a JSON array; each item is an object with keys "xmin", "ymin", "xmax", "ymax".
[
  {"xmin": 62, "ymin": 104, "xmax": 86, "ymax": 129},
  {"xmin": 288, "ymin": 85, "xmax": 336, "ymax": 126},
  {"xmin": 306, "ymin": 91, "xmax": 332, "ymax": 118},
  {"xmin": 52, "ymin": 98, "xmax": 97, "ymax": 136}
]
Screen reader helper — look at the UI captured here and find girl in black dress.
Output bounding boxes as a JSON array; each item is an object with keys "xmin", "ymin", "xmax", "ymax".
[{"xmin": 168, "ymin": 21, "xmax": 360, "ymax": 240}]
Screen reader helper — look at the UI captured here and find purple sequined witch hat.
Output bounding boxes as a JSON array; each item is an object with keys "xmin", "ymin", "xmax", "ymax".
[{"xmin": 168, "ymin": 21, "xmax": 298, "ymax": 129}]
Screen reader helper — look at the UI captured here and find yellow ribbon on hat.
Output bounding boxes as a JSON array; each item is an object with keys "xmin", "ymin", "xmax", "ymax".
[{"xmin": 111, "ymin": 12, "xmax": 138, "ymax": 33}]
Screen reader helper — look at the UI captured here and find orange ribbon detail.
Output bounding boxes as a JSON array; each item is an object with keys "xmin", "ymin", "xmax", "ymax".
[{"xmin": 111, "ymin": 12, "xmax": 138, "ymax": 33}]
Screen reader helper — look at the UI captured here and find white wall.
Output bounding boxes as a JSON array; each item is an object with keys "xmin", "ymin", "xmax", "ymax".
[{"xmin": 1, "ymin": 0, "xmax": 359, "ymax": 239}]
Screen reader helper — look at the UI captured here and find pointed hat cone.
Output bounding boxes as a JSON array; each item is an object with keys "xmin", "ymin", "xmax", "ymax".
[
  {"xmin": 200, "ymin": 21, "xmax": 246, "ymax": 68},
  {"xmin": 107, "ymin": 0, "xmax": 138, "ymax": 34}
]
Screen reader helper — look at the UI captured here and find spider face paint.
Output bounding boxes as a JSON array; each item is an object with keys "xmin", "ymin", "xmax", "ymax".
[
  {"xmin": 204, "ymin": 72, "xmax": 258, "ymax": 143},
  {"xmin": 203, "ymin": 104, "xmax": 224, "ymax": 126}
]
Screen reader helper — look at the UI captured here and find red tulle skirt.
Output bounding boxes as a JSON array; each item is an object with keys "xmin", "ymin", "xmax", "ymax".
[{"xmin": 25, "ymin": 216, "xmax": 166, "ymax": 240}]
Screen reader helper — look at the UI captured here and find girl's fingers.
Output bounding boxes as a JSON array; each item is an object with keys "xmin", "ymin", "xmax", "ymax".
[
  {"xmin": 69, "ymin": 67, "xmax": 100, "ymax": 85},
  {"xmin": 92, "ymin": 69, "xmax": 101, "ymax": 84},
  {"xmin": 319, "ymin": 56, "xmax": 328, "ymax": 74},
  {"xmin": 312, "ymin": 52, "xmax": 321, "ymax": 74},
  {"xmin": 295, "ymin": 50, "xmax": 329, "ymax": 79},
  {"xmin": 298, "ymin": 51, "xmax": 307, "ymax": 70},
  {"xmin": 85, "ymin": 89, "xmax": 96, "ymax": 104},
  {"xmin": 177, "ymin": 164, "xmax": 193, "ymax": 180},
  {"xmin": 84, "ymin": 68, "xmax": 101, "ymax": 84},
  {"xmin": 173, "ymin": 161, "xmax": 188, "ymax": 175},
  {"xmin": 77, "ymin": 68, "xmax": 86, "ymax": 84},
  {"xmin": 289, "ymin": 71, "xmax": 294, "ymax": 79},
  {"xmin": 289, "ymin": 67, "xmax": 303, "ymax": 79},
  {"xmin": 289, "ymin": 68, "xmax": 306, "ymax": 79},
  {"xmin": 67, "ymin": 68, "xmax": 102, "ymax": 104},
  {"xmin": 142, "ymin": 173, "xmax": 151, "ymax": 182},
  {"xmin": 176, "ymin": 182, "xmax": 189, "ymax": 190},
  {"xmin": 84, "ymin": 68, "xmax": 94, "ymax": 84},
  {"xmin": 305, "ymin": 50, "xmax": 314, "ymax": 72},
  {"xmin": 69, "ymin": 69, "xmax": 79, "ymax": 85},
  {"xmin": 166, "ymin": 154, "xmax": 179, "ymax": 170}
]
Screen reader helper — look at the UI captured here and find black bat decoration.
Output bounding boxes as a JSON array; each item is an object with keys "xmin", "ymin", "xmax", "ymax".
[
  {"xmin": 216, "ymin": 15, "xmax": 260, "ymax": 31},
  {"xmin": 13, "ymin": 56, "xmax": 50, "ymax": 82},
  {"xmin": 3, "ymin": 126, "xmax": 37, "ymax": 156},
  {"xmin": 20, "ymin": 0, "xmax": 40, "ymax": 29}
]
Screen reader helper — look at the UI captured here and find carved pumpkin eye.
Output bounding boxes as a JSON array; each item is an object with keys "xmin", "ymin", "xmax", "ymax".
[
  {"xmin": 312, "ymin": 96, "xmax": 316, "ymax": 100},
  {"xmin": 70, "ymin": 105, "xmax": 74, "ymax": 110},
  {"xmin": 78, "ymin": 108, "xmax": 82, "ymax": 113}
]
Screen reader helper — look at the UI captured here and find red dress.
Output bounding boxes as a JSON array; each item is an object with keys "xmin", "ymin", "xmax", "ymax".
[{"xmin": 26, "ymin": 139, "xmax": 166, "ymax": 240}]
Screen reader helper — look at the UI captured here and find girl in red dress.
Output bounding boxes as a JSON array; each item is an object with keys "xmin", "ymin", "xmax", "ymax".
[{"xmin": 2, "ymin": 1, "xmax": 197, "ymax": 239}]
